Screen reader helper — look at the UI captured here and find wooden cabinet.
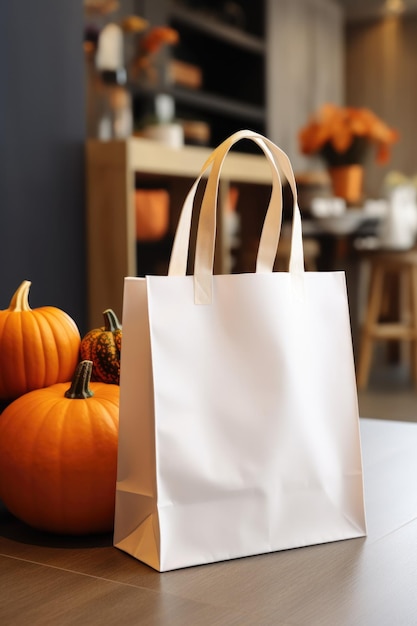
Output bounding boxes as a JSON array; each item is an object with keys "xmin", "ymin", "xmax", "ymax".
[{"xmin": 85, "ymin": 138, "xmax": 271, "ymax": 328}]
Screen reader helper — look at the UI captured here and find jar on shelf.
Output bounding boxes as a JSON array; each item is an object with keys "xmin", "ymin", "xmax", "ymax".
[
  {"xmin": 86, "ymin": 22, "xmax": 133, "ymax": 140},
  {"xmin": 96, "ymin": 69, "xmax": 133, "ymax": 140}
]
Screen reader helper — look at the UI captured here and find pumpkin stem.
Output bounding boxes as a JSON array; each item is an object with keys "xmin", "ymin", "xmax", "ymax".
[
  {"xmin": 9, "ymin": 280, "xmax": 32, "ymax": 312},
  {"xmin": 65, "ymin": 360, "xmax": 94, "ymax": 399},
  {"xmin": 103, "ymin": 308, "xmax": 121, "ymax": 332}
]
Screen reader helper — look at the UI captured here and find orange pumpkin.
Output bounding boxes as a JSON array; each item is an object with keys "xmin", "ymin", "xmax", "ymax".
[
  {"xmin": 80, "ymin": 308, "xmax": 122, "ymax": 384},
  {"xmin": 0, "ymin": 360, "xmax": 119, "ymax": 535},
  {"xmin": 0, "ymin": 280, "xmax": 81, "ymax": 400}
]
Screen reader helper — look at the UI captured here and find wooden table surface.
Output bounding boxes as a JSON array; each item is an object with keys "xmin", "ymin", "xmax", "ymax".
[{"xmin": 1, "ymin": 418, "xmax": 416, "ymax": 625}]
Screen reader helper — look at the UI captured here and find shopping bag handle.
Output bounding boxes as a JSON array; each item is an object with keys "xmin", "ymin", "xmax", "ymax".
[
  {"xmin": 169, "ymin": 130, "xmax": 304, "ymax": 304},
  {"xmin": 168, "ymin": 131, "xmax": 282, "ymax": 278},
  {"xmin": 195, "ymin": 131, "xmax": 304, "ymax": 303}
]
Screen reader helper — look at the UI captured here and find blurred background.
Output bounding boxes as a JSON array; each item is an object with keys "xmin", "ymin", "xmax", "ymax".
[{"xmin": 1, "ymin": 0, "xmax": 416, "ymax": 418}]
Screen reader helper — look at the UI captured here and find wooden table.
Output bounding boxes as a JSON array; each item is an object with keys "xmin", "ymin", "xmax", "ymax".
[{"xmin": 1, "ymin": 418, "xmax": 416, "ymax": 625}]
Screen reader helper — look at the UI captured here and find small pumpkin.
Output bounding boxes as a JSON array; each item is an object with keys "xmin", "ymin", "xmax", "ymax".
[
  {"xmin": 0, "ymin": 280, "xmax": 81, "ymax": 400},
  {"xmin": 80, "ymin": 308, "xmax": 122, "ymax": 384},
  {"xmin": 0, "ymin": 360, "xmax": 119, "ymax": 535}
]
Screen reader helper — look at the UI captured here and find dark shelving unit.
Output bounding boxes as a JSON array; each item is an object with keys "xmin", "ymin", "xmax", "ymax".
[
  {"xmin": 130, "ymin": 82, "xmax": 265, "ymax": 123},
  {"xmin": 132, "ymin": 0, "xmax": 266, "ymax": 150},
  {"xmin": 170, "ymin": 4, "xmax": 266, "ymax": 54}
]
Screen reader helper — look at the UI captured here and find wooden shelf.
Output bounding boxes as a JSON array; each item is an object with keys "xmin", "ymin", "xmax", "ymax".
[
  {"xmin": 170, "ymin": 5, "xmax": 266, "ymax": 54},
  {"xmin": 171, "ymin": 86, "xmax": 266, "ymax": 123},
  {"xmin": 130, "ymin": 83, "xmax": 266, "ymax": 126}
]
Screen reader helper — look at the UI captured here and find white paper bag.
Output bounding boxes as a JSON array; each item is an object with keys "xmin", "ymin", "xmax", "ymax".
[{"xmin": 114, "ymin": 130, "xmax": 366, "ymax": 572}]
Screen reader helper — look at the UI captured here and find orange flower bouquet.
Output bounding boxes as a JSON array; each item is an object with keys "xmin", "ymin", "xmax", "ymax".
[
  {"xmin": 299, "ymin": 103, "xmax": 398, "ymax": 167},
  {"xmin": 130, "ymin": 26, "xmax": 179, "ymax": 84}
]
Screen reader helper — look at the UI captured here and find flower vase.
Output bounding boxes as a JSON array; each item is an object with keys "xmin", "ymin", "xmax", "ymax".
[{"xmin": 327, "ymin": 164, "xmax": 364, "ymax": 205}]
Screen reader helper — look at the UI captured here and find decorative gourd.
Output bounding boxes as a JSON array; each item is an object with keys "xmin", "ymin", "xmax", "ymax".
[
  {"xmin": 0, "ymin": 360, "xmax": 119, "ymax": 535},
  {"xmin": 0, "ymin": 280, "xmax": 81, "ymax": 400},
  {"xmin": 80, "ymin": 309, "xmax": 122, "ymax": 384}
]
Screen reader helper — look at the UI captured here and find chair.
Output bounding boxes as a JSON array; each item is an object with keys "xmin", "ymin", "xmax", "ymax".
[{"xmin": 356, "ymin": 247, "xmax": 417, "ymax": 389}]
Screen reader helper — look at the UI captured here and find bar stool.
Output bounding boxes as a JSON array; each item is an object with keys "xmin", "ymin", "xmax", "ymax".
[{"xmin": 356, "ymin": 247, "xmax": 417, "ymax": 389}]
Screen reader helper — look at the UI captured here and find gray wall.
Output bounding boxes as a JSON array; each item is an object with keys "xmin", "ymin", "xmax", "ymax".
[
  {"xmin": 266, "ymin": 0, "xmax": 344, "ymax": 171},
  {"xmin": 346, "ymin": 15, "xmax": 417, "ymax": 197},
  {"xmin": 0, "ymin": 1, "xmax": 87, "ymax": 332}
]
